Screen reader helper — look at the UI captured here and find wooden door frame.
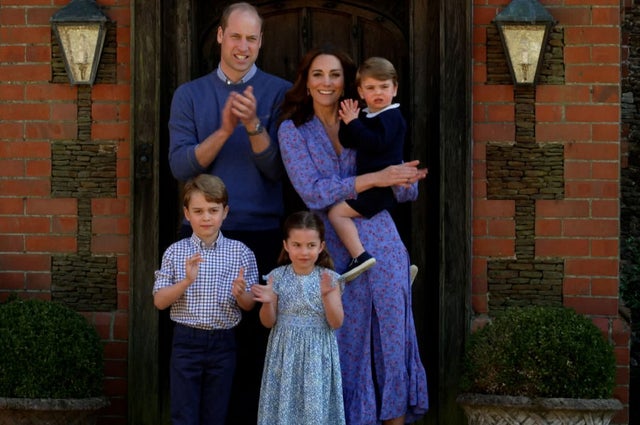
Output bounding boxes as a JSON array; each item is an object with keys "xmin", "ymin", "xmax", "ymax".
[{"xmin": 130, "ymin": 1, "xmax": 471, "ymax": 424}]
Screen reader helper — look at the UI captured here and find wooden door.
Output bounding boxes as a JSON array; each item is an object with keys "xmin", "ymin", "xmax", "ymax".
[{"xmin": 194, "ymin": 2, "xmax": 409, "ymax": 84}]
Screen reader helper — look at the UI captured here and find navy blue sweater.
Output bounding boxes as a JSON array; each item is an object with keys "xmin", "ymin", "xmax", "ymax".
[
  {"xmin": 169, "ymin": 69, "xmax": 291, "ymax": 231},
  {"xmin": 338, "ymin": 104, "xmax": 406, "ymax": 175}
]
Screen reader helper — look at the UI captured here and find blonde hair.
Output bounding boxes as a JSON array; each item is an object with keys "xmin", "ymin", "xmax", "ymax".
[{"xmin": 356, "ymin": 56, "xmax": 398, "ymax": 86}]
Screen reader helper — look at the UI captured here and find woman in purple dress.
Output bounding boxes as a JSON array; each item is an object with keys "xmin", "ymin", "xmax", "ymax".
[{"xmin": 277, "ymin": 46, "xmax": 429, "ymax": 425}]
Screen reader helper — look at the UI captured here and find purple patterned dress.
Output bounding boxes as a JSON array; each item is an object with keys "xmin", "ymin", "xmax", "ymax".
[{"xmin": 278, "ymin": 117, "xmax": 429, "ymax": 424}]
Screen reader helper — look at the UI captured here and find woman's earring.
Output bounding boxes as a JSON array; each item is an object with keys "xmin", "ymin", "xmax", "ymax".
[{"xmin": 306, "ymin": 88, "xmax": 310, "ymax": 96}]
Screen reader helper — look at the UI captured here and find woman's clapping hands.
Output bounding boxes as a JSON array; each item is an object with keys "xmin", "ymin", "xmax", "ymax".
[{"xmin": 380, "ymin": 160, "xmax": 428, "ymax": 187}]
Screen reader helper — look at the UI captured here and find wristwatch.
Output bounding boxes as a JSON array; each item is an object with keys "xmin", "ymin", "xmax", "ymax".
[{"xmin": 246, "ymin": 121, "xmax": 264, "ymax": 136}]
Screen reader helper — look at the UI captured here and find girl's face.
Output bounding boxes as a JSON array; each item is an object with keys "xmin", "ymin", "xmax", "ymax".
[
  {"xmin": 357, "ymin": 76, "xmax": 398, "ymax": 113},
  {"xmin": 283, "ymin": 228, "xmax": 325, "ymax": 275},
  {"xmin": 306, "ymin": 54, "xmax": 345, "ymax": 110}
]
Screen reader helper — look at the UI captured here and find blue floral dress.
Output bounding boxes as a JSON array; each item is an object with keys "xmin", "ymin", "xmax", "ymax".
[
  {"xmin": 278, "ymin": 117, "xmax": 429, "ymax": 424},
  {"xmin": 257, "ymin": 265, "xmax": 345, "ymax": 425}
]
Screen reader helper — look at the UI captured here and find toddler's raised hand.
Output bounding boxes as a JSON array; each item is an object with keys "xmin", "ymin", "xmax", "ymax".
[{"xmin": 339, "ymin": 99, "xmax": 360, "ymax": 124}]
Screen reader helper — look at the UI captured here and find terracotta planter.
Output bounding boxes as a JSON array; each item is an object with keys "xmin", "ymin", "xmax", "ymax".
[
  {"xmin": 457, "ymin": 393, "xmax": 623, "ymax": 425},
  {"xmin": 0, "ymin": 397, "xmax": 109, "ymax": 425}
]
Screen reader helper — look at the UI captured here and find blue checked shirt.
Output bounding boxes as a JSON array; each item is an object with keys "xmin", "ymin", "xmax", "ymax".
[{"xmin": 153, "ymin": 232, "xmax": 258, "ymax": 330}]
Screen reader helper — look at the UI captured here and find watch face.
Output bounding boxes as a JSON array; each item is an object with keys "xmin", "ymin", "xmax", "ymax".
[{"xmin": 247, "ymin": 122, "xmax": 264, "ymax": 136}]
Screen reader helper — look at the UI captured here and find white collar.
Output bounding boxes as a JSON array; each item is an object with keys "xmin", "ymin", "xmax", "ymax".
[{"xmin": 363, "ymin": 103, "xmax": 400, "ymax": 118}]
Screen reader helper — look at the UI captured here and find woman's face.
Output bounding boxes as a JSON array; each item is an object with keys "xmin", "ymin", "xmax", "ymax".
[{"xmin": 306, "ymin": 54, "xmax": 345, "ymax": 110}]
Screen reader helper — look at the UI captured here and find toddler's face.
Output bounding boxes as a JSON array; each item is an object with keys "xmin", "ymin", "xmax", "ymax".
[{"xmin": 357, "ymin": 77, "xmax": 398, "ymax": 113}]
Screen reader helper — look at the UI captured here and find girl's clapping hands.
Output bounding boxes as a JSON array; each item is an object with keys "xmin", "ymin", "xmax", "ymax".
[
  {"xmin": 320, "ymin": 271, "xmax": 338, "ymax": 297},
  {"xmin": 251, "ymin": 275, "xmax": 277, "ymax": 304}
]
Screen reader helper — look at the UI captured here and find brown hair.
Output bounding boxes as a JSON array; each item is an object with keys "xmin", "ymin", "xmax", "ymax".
[
  {"xmin": 182, "ymin": 174, "xmax": 228, "ymax": 208},
  {"xmin": 279, "ymin": 45, "xmax": 357, "ymax": 127},
  {"xmin": 356, "ymin": 56, "xmax": 398, "ymax": 86},
  {"xmin": 278, "ymin": 211, "xmax": 334, "ymax": 270},
  {"xmin": 219, "ymin": 2, "xmax": 262, "ymax": 31}
]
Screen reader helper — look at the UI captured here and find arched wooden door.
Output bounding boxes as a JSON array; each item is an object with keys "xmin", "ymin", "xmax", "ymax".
[{"xmin": 195, "ymin": 2, "xmax": 409, "ymax": 85}]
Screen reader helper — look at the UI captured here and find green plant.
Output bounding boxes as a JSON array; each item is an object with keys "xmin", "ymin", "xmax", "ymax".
[
  {"xmin": 0, "ymin": 298, "xmax": 104, "ymax": 398},
  {"xmin": 621, "ymin": 235, "xmax": 640, "ymax": 315},
  {"xmin": 460, "ymin": 306, "xmax": 616, "ymax": 399}
]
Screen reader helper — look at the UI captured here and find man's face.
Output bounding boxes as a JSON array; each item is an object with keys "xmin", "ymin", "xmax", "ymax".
[{"xmin": 217, "ymin": 9, "xmax": 262, "ymax": 82}]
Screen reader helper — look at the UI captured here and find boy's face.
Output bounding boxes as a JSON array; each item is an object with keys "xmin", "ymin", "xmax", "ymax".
[
  {"xmin": 357, "ymin": 77, "xmax": 398, "ymax": 113},
  {"xmin": 184, "ymin": 191, "xmax": 228, "ymax": 245}
]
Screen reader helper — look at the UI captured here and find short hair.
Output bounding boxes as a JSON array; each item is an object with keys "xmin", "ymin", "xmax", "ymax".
[
  {"xmin": 356, "ymin": 57, "xmax": 398, "ymax": 86},
  {"xmin": 182, "ymin": 174, "xmax": 228, "ymax": 208},
  {"xmin": 219, "ymin": 2, "xmax": 263, "ymax": 31}
]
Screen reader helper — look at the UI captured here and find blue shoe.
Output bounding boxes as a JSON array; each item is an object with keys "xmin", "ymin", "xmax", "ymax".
[{"xmin": 340, "ymin": 251, "xmax": 376, "ymax": 282}]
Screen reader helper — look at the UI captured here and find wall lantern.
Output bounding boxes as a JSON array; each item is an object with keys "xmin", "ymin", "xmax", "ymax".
[
  {"xmin": 50, "ymin": 0, "xmax": 108, "ymax": 85},
  {"xmin": 494, "ymin": 0, "xmax": 555, "ymax": 86}
]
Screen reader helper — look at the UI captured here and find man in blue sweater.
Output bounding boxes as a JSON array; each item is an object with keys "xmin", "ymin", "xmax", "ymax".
[{"xmin": 168, "ymin": 2, "xmax": 291, "ymax": 424}]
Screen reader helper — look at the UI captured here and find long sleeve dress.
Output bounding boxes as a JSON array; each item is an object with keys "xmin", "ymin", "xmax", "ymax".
[
  {"xmin": 258, "ymin": 265, "xmax": 345, "ymax": 425},
  {"xmin": 278, "ymin": 117, "xmax": 429, "ymax": 425}
]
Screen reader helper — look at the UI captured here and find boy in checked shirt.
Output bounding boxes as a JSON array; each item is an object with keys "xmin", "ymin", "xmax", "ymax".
[{"xmin": 153, "ymin": 174, "xmax": 258, "ymax": 425}]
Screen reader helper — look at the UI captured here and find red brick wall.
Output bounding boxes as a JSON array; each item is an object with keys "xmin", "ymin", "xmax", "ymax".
[
  {"xmin": 473, "ymin": 1, "xmax": 629, "ymax": 423},
  {"xmin": 0, "ymin": 1, "xmax": 131, "ymax": 423}
]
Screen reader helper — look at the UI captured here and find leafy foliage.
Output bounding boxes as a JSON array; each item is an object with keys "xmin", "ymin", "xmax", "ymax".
[
  {"xmin": 0, "ymin": 298, "xmax": 104, "ymax": 398},
  {"xmin": 460, "ymin": 306, "xmax": 616, "ymax": 399},
  {"xmin": 621, "ymin": 235, "xmax": 640, "ymax": 386},
  {"xmin": 621, "ymin": 236, "xmax": 640, "ymax": 315}
]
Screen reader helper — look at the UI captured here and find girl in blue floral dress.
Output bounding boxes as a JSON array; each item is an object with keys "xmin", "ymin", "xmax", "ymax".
[{"xmin": 251, "ymin": 211, "xmax": 345, "ymax": 425}]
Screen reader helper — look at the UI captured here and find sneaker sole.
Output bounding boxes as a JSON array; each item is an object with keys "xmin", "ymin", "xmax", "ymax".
[
  {"xmin": 410, "ymin": 265, "xmax": 418, "ymax": 285},
  {"xmin": 340, "ymin": 258, "xmax": 377, "ymax": 282}
]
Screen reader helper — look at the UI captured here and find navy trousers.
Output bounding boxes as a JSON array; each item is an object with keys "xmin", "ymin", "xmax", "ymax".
[{"xmin": 170, "ymin": 323, "xmax": 236, "ymax": 425}]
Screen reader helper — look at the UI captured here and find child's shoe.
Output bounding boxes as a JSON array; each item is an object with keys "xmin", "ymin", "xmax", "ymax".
[
  {"xmin": 340, "ymin": 251, "xmax": 376, "ymax": 282},
  {"xmin": 410, "ymin": 264, "xmax": 418, "ymax": 286}
]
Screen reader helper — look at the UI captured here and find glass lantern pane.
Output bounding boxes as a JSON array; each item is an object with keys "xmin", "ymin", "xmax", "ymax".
[
  {"xmin": 56, "ymin": 23, "xmax": 101, "ymax": 84},
  {"xmin": 501, "ymin": 24, "xmax": 547, "ymax": 84}
]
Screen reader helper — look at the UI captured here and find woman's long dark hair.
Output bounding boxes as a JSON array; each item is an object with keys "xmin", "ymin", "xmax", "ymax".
[
  {"xmin": 279, "ymin": 45, "xmax": 357, "ymax": 127},
  {"xmin": 278, "ymin": 211, "xmax": 334, "ymax": 270}
]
